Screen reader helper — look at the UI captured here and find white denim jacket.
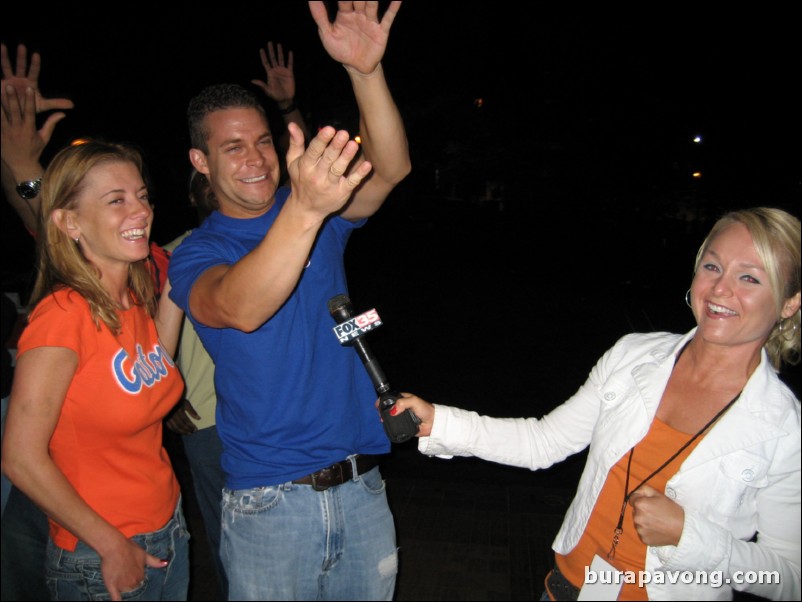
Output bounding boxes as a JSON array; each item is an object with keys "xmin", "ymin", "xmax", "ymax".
[{"xmin": 419, "ymin": 330, "xmax": 801, "ymax": 600}]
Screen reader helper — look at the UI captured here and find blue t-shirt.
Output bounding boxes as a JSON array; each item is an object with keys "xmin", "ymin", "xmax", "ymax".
[{"xmin": 169, "ymin": 188, "xmax": 389, "ymax": 488}]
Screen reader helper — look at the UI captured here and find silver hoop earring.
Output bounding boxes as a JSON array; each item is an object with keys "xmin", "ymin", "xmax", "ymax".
[
  {"xmin": 685, "ymin": 289, "xmax": 692, "ymax": 308},
  {"xmin": 777, "ymin": 319, "xmax": 798, "ymax": 336}
]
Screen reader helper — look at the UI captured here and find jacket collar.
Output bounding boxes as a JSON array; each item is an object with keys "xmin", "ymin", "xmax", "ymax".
[
  {"xmin": 630, "ymin": 330, "xmax": 696, "ymax": 425},
  {"xmin": 632, "ymin": 329, "xmax": 790, "ymax": 465}
]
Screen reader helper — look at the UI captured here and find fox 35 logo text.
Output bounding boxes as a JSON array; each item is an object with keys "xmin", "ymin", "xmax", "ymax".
[{"xmin": 333, "ymin": 309, "xmax": 382, "ymax": 343}]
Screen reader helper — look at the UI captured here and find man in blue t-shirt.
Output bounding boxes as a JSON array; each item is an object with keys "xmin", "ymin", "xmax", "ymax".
[{"xmin": 168, "ymin": 3, "xmax": 410, "ymax": 600}]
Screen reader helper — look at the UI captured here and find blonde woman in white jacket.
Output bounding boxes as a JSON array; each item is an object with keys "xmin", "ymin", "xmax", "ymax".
[{"xmin": 393, "ymin": 208, "xmax": 800, "ymax": 601}]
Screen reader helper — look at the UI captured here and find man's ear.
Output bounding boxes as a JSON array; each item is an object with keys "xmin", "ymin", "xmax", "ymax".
[
  {"xmin": 52, "ymin": 208, "xmax": 80, "ymax": 240},
  {"xmin": 189, "ymin": 149, "xmax": 209, "ymax": 175}
]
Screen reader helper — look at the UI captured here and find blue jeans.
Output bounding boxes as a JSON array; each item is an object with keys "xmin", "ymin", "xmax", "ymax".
[
  {"xmin": 1, "ymin": 484, "xmax": 50, "ymax": 601},
  {"xmin": 221, "ymin": 462, "xmax": 397, "ymax": 601},
  {"xmin": 46, "ymin": 500, "xmax": 190, "ymax": 601},
  {"xmin": 182, "ymin": 424, "xmax": 227, "ymax": 596}
]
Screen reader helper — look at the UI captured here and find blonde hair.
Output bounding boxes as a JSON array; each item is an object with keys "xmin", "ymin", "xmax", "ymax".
[
  {"xmin": 694, "ymin": 207, "xmax": 801, "ymax": 369},
  {"xmin": 28, "ymin": 141, "xmax": 156, "ymax": 333}
]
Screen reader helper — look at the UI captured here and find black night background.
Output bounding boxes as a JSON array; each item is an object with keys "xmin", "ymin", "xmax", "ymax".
[
  {"xmin": 3, "ymin": 3, "xmax": 798, "ymax": 395},
  {"xmin": 1, "ymin": 4, "xmax": 800, "ymax": 600}
]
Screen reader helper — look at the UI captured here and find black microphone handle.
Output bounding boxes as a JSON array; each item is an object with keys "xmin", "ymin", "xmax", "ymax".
[
  {"xmin": 351, "ymin": 337, "xmax": 391, "ymax": 394},
  {"xmin": 379, "ymin": 391, "xmax": 421, "ymax": 444},
  {"xmin": 351, "ymin": 337, "xmax": 419, "ymax": 443}
]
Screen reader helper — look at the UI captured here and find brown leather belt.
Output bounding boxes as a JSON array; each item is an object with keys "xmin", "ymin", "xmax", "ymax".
[{"xmin": 292, "ymin": 455, "xmax": 380, "ymax": 491}]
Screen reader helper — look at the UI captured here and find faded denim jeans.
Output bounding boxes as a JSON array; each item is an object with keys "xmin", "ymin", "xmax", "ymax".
[
  {"xmin": 46, "ymin": 499, "xmax": 189, "ymax": 601},
  {"xmin": 222, "ymin": 462, "xmax": 397, "ymax": 600}
]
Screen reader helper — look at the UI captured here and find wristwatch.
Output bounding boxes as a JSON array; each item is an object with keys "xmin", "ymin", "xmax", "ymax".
[{"xmin": 16, "ymin": 177, "xmax": 43, "ymax": 200}]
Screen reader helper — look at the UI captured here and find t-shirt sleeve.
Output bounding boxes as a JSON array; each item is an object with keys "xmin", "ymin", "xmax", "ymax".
[
  {"xmin": 168, "ymin": 231, "xmax": 230, "ymax": 318},
  {"xmin": 147, "ymin": 242, "xmax": 172, "ymax": 298},
  {"xmin": 17, "ymin": 291, "xmax": 93, "ymax": 358},
  {"xmin": 331, "ymin": 214, "xmax": 366, "ymax": 243}
]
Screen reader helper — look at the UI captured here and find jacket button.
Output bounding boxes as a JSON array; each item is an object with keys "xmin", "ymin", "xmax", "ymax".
[
  {"xmin": 741, "ymin": 469, "xmax": 755, "ymax": 482},
  {"xmin": 665, "ymin": 487, "xmax": 677, "ymax": 499},
  {"xmin": 604, "ymin": 392, "xmax": 616, "ymax": 401}
]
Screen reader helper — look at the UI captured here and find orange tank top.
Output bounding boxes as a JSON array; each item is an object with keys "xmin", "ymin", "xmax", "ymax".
[{"xmin": 556, "ymin": 417, "xmax": 704, "ymax": 600}]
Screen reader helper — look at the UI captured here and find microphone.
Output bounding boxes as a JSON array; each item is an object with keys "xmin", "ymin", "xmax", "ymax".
[{"xmin": 328, "ymin": 294, "xmax": 420, "ymax": 444}]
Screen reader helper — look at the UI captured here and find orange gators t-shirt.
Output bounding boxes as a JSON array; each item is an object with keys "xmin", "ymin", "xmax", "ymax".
[{"xmin": 17, "ymin": 288, "xmax": 184, "ymax": 551}]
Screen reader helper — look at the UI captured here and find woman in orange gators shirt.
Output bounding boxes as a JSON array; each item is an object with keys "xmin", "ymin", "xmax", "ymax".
[{"xmin": 2, "ymin": 141, "xmax": 187, "ymax": 601}]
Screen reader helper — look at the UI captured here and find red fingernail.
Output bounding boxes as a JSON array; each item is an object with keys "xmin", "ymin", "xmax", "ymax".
[{"xmin": 389, "ymin": 406, "xmax": 398, "ymax": 416}]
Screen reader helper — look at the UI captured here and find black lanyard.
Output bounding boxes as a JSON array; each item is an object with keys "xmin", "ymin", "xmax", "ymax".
[{"xmin": 606, "ymin": 391, "xmax": 741, "ymax": 560}]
